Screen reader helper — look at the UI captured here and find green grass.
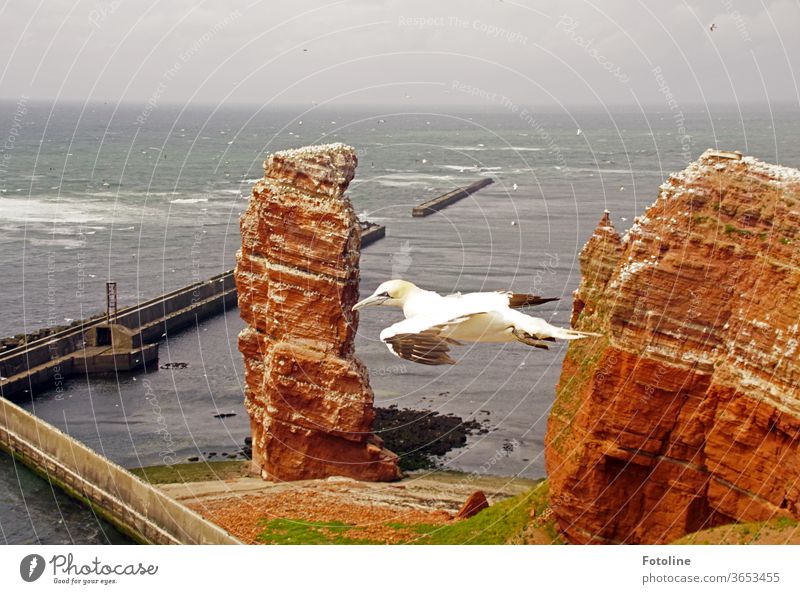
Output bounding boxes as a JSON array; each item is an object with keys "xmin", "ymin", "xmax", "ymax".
[
  {"xmin": 774, "ymin": 516, "xmax": 798, "ymax": 530},
  {"xmin": 256, "ymin": 519, "xmax": 380, "ymax": 545},
  {"xmin": 674, "ymin": 516, "xmax": 799, "ymax": 545},
  {"xmin": 723, "ymin": 223, "xmax": 753, "ymax": 237},
  {"xmin": 128, "ymin": 460, "xmax": 250, "ymax": 484},
  {"xmin": 253, "ymin": 480, "xmax": 555, "ymax": 545},
  {"xmin": 407, "ymin": 482, "xmax": 554, "ymax": 545}
]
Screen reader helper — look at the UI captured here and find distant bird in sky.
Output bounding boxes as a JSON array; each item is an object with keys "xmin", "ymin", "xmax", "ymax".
[
  {"xmin": 354, "ymin": 280, "xmax": 598, "ymax": 365},
  {"xmin": 710, "ymin": 23, "xmax": 717, "ymax": 32}
]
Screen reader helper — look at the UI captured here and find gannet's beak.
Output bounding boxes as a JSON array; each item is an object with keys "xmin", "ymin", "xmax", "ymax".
[{"xmin": 353, "ymin": 294, "xmax": 387, "ymax": 311}]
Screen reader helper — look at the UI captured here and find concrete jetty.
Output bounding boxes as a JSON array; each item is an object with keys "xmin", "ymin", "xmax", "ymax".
[
  {"xmin": 360, "ymin": 220, "xmax": 386, "ymax": 246},
  {"xmin": 0, "ymin": 220, "xmax": 385, "ymax": 400},
  {"xmin": 0, "ymin": 270, "xmax": 237, "ymax": 399},
  {"xmin": 412, "ymin": 178, "xmax": 494, "ymax": 217}
]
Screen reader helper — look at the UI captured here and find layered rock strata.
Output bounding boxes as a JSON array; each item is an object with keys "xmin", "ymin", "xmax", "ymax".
[
  {"xmin": 546, "ymin": 149, "xmax": 800, "ymax": 544},
  {"xmin": 235, "ymin": 143, "xmax": 400, "ymax": 482}
]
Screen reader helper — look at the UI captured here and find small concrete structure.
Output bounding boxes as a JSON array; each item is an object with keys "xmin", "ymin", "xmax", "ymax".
[
  {"xmin": 73, "ymin": 323, "xmax": 159, "ymax": 374},
  {"xmin": 359, "ymin": 220, "xmax": 386, "ymax": 247}
]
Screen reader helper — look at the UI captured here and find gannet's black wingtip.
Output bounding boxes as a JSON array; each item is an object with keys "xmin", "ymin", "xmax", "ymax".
[{"xmin": 506, "ymin": 293, "xmax": 560, "ymax": 309}]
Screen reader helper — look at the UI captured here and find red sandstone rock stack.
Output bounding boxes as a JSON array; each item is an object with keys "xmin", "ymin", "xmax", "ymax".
[
  {"xmin": 546, "ymin": 149, "xmax": 800, "ymax": 544},
  {"xmin": 235, "ymin": 143, "xmax": 400, "ymax": 482}
]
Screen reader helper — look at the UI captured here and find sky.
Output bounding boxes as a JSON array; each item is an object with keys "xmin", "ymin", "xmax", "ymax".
[{"xmin": 1, "ymin": 0, "xmax": 798, "ymax": 109}]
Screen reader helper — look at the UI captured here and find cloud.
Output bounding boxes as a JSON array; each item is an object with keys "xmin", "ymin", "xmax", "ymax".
[{"xmin": 0, "ymin": 0, "xmax": 797, "ymax": 107}]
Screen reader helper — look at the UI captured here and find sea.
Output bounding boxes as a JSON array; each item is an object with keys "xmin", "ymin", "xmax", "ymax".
[{"xmin": 1, "ymin": 99, "xmax": 798, "ymax": 543}]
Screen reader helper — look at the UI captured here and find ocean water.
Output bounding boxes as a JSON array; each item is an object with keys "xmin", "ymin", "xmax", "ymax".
[
  {"xmin": 0, "ymin": 450, "xmax": 130, "ymax": 544},
  {"xmin": 1, "ymin": 100, "xmax": 798, "ymax": 544}
]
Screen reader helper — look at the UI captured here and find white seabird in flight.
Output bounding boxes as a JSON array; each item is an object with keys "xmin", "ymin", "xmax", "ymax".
[{"xmin": 353, "ymin": 280, "xmax": 599, "ymax": 365}]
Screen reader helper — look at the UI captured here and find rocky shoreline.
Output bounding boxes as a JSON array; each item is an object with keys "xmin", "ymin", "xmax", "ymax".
[
  {"xmin": 181, "ymin": 405, "xmax": 490, "ymax": 473},
  {"xmin": 374, "ymin": 405, "xmax": 487, "ymax": 471}
]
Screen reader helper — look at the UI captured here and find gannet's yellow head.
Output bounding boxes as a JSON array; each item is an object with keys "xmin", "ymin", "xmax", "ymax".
[{"xmin": 353, "ymin": 279, "xmax": 419, "ymax": 310}]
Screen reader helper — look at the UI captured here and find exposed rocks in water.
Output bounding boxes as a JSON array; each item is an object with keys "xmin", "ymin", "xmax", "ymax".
[
  {"xmin": 501, "ymin": 439, "xmax": 516, "ymax": 453},
  {"xmin": 0, "ymin": 314, "xmax": 103, "ymax": 353},
  {"xmin": 235, "ymin": 143, "xmax": 400, "ymax": 482},
  {"xmin": 546, "ymin": 149, "xmax": 800, "ymax": 544},
  {"xmin": 161, "ymin": 362, "xmax": 189, "ymax": 370},
  {"xmin": 373, "ymin": 405, "xmax": 485, "ymax": 471}
]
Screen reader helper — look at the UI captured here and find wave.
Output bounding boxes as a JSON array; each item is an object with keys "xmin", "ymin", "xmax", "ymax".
[
  {"xmin": 0, "ymin": 197, "xmax": 103, "ymax": 224},
  {"xmin": 440, "ymin": 165, "xmax": 503, "ymax": 173},
  {"xmin": 170, "ymin": 198, "xmax": 209, "ymax": 204},
  {"xmin": 567, "ymin": 168, "xmax": 635, "ymax": 174},
  {"xmin": 26, "ymin": 237, "xmax": 89, "ymax": 249},
  {"xmin": 377, "ymin": 180, "xmax": 433, "ymax": 188},
  {"xmin": 357, "ymin": 172, "xmax": 457, "ymax": 188},
  {"xmin": 440, "ymin": 165, "xmax": 480, "ymax": 172},
  {"xmin": 444, "ymin": 146, "xmax": 545, "ymax": 152}
]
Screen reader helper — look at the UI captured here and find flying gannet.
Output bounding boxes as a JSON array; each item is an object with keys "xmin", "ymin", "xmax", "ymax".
[{"xmin": 353, "ymin": 280, "xmax": 599, "ymax": 365}]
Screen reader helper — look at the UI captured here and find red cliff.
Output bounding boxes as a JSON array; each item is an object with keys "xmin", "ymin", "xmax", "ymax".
[
  {"xmin": 546, "ymin": 149, "xmax": 800, "ymax": 544},
  {"xmin": 235, "ymin": 143, "xmax": 400, "ymax": 482}
]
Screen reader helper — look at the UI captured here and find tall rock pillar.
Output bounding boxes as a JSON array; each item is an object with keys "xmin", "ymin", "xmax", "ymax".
[{"xmin": 235, "ymin": 143, "xmax": 400, "ymax": 482}]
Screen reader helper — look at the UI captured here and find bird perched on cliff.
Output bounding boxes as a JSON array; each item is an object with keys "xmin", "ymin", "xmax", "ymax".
[{"xmin": 353, "ymin": 280, "xmax": 599, "ymax": 365}]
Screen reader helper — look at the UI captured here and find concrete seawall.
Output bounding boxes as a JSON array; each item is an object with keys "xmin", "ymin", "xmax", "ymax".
[
  {"xmin": 0, "ymin": 396, "xmax": 241, "ymax": 544},
  {"xmin": 412, "ymin": 178, "xmax": 494, "ymax": 217},
  {"xmin": 2, "ymin": 219, "xmax": 386, "ymax": 400},
  {"xmin": 0, "ymin": 270, "xmax": 238, "ymax": 399}
]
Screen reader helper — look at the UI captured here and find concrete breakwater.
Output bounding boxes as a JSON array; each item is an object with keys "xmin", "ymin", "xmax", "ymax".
[
  {"xmin": 412, "ymin": 178, "xmax": 494, "ymax": 217},
  {"xmin": 0, "ymin": 395, "xmax": 240, "ymax": 544},
  {"xmin": 0, "ymin": 221, "xmax": 386, "ymax": 401},
  {"xmin": 0, "ymin": 269, "xmax": 238, "ymax": 400}
]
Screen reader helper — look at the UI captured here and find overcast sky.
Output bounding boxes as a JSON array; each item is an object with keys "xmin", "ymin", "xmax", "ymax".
[{"xmin": 1, "ymin": 0, "xmax": 798, "ymax": 108}]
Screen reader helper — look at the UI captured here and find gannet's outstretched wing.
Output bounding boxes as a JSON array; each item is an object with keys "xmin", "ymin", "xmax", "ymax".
[
  {"xmin": 379, "ymin": 311, "xmax": 485, "ymax": 366},
  {"xmin": 444, "ymin": 290, "xmax": 558, "ymax": 310}
]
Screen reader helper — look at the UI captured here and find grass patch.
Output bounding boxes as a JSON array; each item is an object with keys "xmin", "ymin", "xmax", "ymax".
[
  {"xmin": 675, "ymin": 516, "xmax": 800, "ymax": 545},
  {"xmin": 254, "ymin": 479, "xmax": 553, "ymax": 545},
  {"xmin": 256, "ymin": 519, "xmax": 380, "ymax": 545},
  {"xmin": 406, "ymin": 481, "xmax": 555, "ymax": 545},
  {"xmin": 774, "ymin": 516, "xmax": 798, "ymax": 530},
  {"xmin": 128, "ymin": 460, "xmax": 250, "ymax": 484},
  {"xmin": 723, "ymin": 223, "xmax": 753, "ymax": 237}
]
